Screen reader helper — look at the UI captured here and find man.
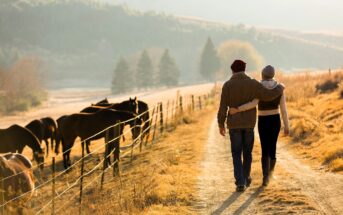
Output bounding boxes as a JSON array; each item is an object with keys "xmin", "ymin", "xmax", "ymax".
[{"xmin": 217, "ymin": 59, "xmax": 284, "ymax": 192}]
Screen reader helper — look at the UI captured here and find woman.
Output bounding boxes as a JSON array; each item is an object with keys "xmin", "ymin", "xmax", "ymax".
[{"xmin": 230, "ymin": 65, "xmax": 290, "ymax": 186}]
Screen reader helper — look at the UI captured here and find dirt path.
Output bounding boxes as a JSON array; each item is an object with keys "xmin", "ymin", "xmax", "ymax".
[{"xmin": 195, "ymin": 117, "xmax": 343, "ymax": 215}]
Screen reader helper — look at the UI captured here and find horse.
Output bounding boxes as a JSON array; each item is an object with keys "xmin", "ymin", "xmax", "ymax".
[
  {"xmin": 81, "ymin": 97, "xmax": 139, "ymax": 151},
  {"xmin": 41, "ymin": 117, "xmax": 57, "ymax": 155},
  {"xmin": 0, "ymin": 125, "xmax": 44, "ymax": 169},
  {"xmin": 25, "ymin": 117, "xmax": 57, "ymax": 157},
  {"xmin": 88, "ymin": 97, "xmax": 150, "ymax": 137},
  {"xmin": 55, "ymin": 109, "xmax": 142, "ymax": 169},
  {"xmin": 91, "ymin": 98, "xmax": 109, "ymax": 106},
  {"xmin": 0, "ymin": 153, "xmax": 35, "ymax": 214}
]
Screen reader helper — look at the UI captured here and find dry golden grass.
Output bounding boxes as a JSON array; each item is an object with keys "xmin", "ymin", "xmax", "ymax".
[
  {"xmin": 76, "ymin": 106, "xmax": 216, "ymax": 215},
  {"xmin": 275, "ymin": 70, "xmax": 343, "ymax": 172},
  {"xmin": 20, "ymin": 104, "xmax": 216, "ymax": 214}
]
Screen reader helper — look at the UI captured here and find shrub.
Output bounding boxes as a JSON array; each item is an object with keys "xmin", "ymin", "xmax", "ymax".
[
  {"xmin": 0, "ymin": 57, "xmax": 46, "ymax": 114},
  {"xmin": 315, "ymin": 79, "xmax": 339, "ymax": 93}
]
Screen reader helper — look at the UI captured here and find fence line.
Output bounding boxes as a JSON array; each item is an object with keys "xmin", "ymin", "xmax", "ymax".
[{"xmin": 0, "ymin": 90, "xmax": 215, "ymax": 213}]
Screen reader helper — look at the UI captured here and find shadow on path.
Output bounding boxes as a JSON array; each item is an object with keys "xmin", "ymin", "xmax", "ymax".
[
  {"xmin": 233, "ymin": 187, "xmax": 263, "ymax": 215},
  {"xmin": 211, "ymin": 187, "xmax": 263, "ymax": 215},
  {"xmin": 211, "ymin": 192, "xmax": 242, "ymax": 215}
]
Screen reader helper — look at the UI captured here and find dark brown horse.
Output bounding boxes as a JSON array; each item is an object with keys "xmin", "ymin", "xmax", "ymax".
[
  {"xmin": 91, "ymin": 98, "xmax": 109, "ymax": 106},
  {"xmin": 88, "ymin": 97, "xmax": 150, "ymax": 138},
  {"xmin": 81, "ymin": 97, "xmax": 139, "ymax": 151},
  {"xmin": 25, "ymin": 117, "xmax": 57, "ymax": 157},
  {"xmin": 55, "ymin": 109, "xmax": 142, "ymax": 169},
  {"xmin": 0, "ymin": 125, "xmax": 44, "ymax": 168},
  {"xmin": 0, "ymin": 153, "xmax": 35, "ymax": 214},
  {"xmin": 41, "ymin": 117, "xmax": 57, "ymax": 154}
]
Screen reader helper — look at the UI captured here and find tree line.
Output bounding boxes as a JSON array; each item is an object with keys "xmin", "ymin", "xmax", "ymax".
[
  {"xmin": 111, "ymin": 37, "xmax": 264, "ymax": 94},
  {"xmin": 111, "ymin": 49, "xmax": 180, "ymax": 93}
]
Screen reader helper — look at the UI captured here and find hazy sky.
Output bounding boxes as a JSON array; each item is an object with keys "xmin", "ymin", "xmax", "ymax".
[{"xmin": 100, "ymin": 0, "xmax": 343, "ymax": 32}]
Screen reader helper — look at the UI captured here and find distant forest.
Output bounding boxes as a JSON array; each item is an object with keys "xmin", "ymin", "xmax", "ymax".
[{"xmin": 1, "ymin": 0, "xmax": 343, "ymax": 88}]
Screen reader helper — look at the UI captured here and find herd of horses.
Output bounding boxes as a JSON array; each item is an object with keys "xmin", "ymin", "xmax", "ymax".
[{"xmin": 0, "ymin": 97, "xmax": 150, "ymax": 210}]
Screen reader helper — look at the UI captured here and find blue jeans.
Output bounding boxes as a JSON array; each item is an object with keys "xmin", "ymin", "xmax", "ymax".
[{"xmin": 229, "ymin": 128, "xmax": 254, "ymax": 186}]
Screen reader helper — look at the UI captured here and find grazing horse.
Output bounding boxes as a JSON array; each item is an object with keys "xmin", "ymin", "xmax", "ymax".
[
  {"xmin": 0, "ymin": 125, "xmax": 44, "ymax": 169},
  {"xmin": 0, "ymin": 153, "xmax": 35, "ymax": 214},
  {"xmin": 91, "ymin": 98, "xmax": 109, "ymax": 106},
  {"xmin": 41, "ymin": 117, "xmax": 57, "ymax": 155},
  {"xmin": 81, "ymin": 97, "xmax": 139, "ymax": 151},
  {"xmin": 55, "ymin": 109, "xmax": 142, "ymax": 169},
  {"xmin": 94, "ymin": 97, "xmax": 150, "ymax": 139},
  {"xmin": 25, "ymin": 117, "xmax": 57, "ymax": 157}
]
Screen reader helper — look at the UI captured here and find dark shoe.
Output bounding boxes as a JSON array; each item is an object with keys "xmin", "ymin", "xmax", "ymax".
[
  {"xmin": 236, "ymin": 185, "xmax": 246, "ymax": 192},
  {"xmin": 246, "ymin": 177, "xmax": 252, "ymax": 187},
  {"xmin": 262, "ymin": 176, "xmax": 269, "ymax": 186}
]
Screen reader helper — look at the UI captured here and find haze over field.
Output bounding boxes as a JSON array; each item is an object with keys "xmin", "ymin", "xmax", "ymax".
[
  {"xmin": 108, "ymin": 0, "xmax": 343, "ymax": 32},
  {"xmin": 1, "ymin": 0, "xmax": 343, "ymax": 89}
]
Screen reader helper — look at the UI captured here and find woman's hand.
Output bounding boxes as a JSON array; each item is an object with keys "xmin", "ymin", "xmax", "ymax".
[
  {"xmin": 284, "ymin": 128, "xmax": 290, "ymax": 136},
  {"xmin": 229, "ymin": 107, "xmax": 240, "ymax": 115}
]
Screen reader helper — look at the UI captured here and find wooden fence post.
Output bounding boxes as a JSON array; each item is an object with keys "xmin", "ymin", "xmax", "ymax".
[
  {"xmin": 159, "ymin": 102, "xmax": 164, "ymax": 134},
  {"xmin": 191, "ymin": 95, "xmax": 195, "ymax": 112},
  {"xmin": 144, "ymin": 107, "xmax": 155, "ymax": 146},
  {"xmin": 171, "ymin": 100, "xmax": 175, "ymax": 123},
  {"xmin": 198, "ymin": 96, "xmax": 202, "ymax": 110},
  {"xmin": 139, "ymin": 118, "xmax": 143, "ymax": 152},
  {"xmin": 179, "ymin": 96, "xmax": 183, "ymax": 114},
  {"xmin": 79, "ymin": 142, "xmax": 85, "ymax": 215},
  {"xmin": 165, "ymin": 100, "xmax": 169, "ymax": 129},
  {"xmin": 51, "ymin": 157, "xmax": 56, "ymax": 215},
  {"xmin": 114, "ymin": 121, "xmax": 120, "ymax": 176},
  {"xmin": 101, "ymin": 130, "xmax": 109, "ymax": 189},
  {"xmin": 152, "ymin": 105, "xmax": 159, "ymax": 143}
]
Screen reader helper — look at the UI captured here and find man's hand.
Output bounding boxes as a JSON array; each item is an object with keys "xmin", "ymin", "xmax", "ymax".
[
  {"xmin": 219, "ymin": 127, "xmax": 226, "ymax": 136},
  {"xmin": 229, "ymin": 108, "xmax": 239, "ymax": 115},
  {"xmin": 284, "ymin": 128, "xmax": 290, "ymax": 136}
]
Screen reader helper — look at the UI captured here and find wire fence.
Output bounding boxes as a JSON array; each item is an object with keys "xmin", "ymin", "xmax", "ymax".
[{"xmin": 0, "ymin": 89, "xmax": 216, "ymax": 214}]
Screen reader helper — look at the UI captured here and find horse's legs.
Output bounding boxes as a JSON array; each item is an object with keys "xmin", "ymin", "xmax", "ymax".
[
  {"xmin": 44, "ymin": 139, "xmax": 49, "ymax": 157},
  {"xmin": 51, "ymin": 137, "xmax": 54, "ymax": 152},
  {"xmin": 86, "ymin": 140, "xmax": 91, "ymax": 154}
]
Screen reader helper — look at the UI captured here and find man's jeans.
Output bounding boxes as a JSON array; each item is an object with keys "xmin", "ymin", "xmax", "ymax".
[{"xmin": 229, "ymin": 128, "xmax": 254, "ymax": 186}]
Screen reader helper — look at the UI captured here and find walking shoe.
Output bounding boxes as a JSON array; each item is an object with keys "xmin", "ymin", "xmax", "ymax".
[
  {"xmin": 246, "ymin": 177, "xmax": 252, "ymax": 187},
  {"xmin": 236, "ymin": 185, "xmax": 246, "ymax": 192},
  {"xmin": 262, "ymin": 176, "xmax": 269, "ymax": 186}
]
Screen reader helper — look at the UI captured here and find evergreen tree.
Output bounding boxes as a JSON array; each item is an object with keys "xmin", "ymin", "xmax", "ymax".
[
  {"xmin": 136, "ymin": 49, "xmax": 154, "ymax": 89},
  {"xmin": 199, "ymin": 37, "xmax": 220, "ymax": 81},
  {"xmin": 111, "ymin": 57, "xmax": 132, "ymax": 93},
  {"xmin": 158, "ymin": 49, "xmax": 179, "ymax": 86}
]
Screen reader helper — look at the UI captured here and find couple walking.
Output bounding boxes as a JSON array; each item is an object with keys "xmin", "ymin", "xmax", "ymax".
[{"xmin": 217, "ymin": 59, "xmax": 290, "ymax": 192}]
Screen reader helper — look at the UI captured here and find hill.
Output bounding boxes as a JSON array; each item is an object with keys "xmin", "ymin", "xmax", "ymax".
[{"xmin": 1, "ymin": 0, "xmax": 343, "ymax": 88}]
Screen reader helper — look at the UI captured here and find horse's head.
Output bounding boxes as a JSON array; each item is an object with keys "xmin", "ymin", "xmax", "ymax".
[
  {"xmin": 128, "ymin": 97, "xmax": 139, "ymax": 114},
  {"xmin": 33, "ymin": 150, "xmax": 45, "ymax": 170}
]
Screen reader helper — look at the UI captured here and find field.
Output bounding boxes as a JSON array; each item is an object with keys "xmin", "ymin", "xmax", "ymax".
[
  {"xmin": 1, "ymin": 72, "xmax": 343, "ymax": 214},
  {"xmin": 277, "ymin": 70, "xmax": 343, "ymax": 172}
]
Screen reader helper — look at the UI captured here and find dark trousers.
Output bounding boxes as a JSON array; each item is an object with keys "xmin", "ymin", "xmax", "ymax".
[
  {"xmin": 258, "ymin": 114, "xmax": 281, "ymax": 160},
  {"xmin": 229, "ymin": 128, "xmax": 254, "ymax": 186}
]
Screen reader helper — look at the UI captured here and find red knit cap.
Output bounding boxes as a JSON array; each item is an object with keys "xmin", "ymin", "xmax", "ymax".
[{"xmin": 231, "ymin": 60, "xmax": 246, "ymax": 73}]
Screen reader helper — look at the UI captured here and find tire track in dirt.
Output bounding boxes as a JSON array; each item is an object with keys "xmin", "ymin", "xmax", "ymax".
[{"xmin": 195, "ymin": 117, "xmax": 343, "ymax": 215}]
